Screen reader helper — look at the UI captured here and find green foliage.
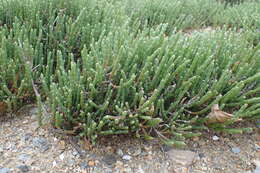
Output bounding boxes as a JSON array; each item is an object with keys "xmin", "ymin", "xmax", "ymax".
[
  {"xmin": 0, "ymin": 0, "xmax": 259, "ymax": 145},
  {"xmin": 126, "ymin": 0, "xmax": 260, "ymax": 33}
]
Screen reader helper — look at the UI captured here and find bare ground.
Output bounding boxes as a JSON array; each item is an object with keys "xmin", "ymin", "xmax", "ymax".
[{"xmin": 0, "ymin": 105, "xmax": 259, "ymax": 173}]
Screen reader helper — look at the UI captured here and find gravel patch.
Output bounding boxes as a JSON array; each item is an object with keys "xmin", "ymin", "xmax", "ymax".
[{"xmin": 0, "ymin": 106, "xmax": 259, "ymax": 173}]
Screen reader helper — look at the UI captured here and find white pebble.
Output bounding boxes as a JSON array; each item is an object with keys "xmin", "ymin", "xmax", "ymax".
[
  {"xmin": 212, "ymin": 135, "xmax": 219, "ymax": 141},
  {"xmin": 122, "ymin": 155, "xmax": 132, "ymax": 161},
  {"xmin": 53, "ymin": 160, "xmax": 57, "ymax": 167},
  {"xmin": 59, "ymin": 153, "xmax": 65, "ymax": 161}
]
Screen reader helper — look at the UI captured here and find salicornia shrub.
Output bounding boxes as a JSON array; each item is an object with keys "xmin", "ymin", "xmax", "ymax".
[{"xmin": 0, "ymin": 0, "xmax": 259, "ymax": 145}]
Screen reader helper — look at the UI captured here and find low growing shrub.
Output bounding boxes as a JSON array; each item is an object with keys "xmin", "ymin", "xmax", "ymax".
[
  {"xmin": 42, "ymin": 25, "xmax": 260, "ymax": 144},
  {"xmin": 0, "ymin": 0, "xmax": 259, "ymax": 145}
]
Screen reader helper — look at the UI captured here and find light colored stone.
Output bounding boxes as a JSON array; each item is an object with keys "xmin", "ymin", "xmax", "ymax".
[
  {"xmin": 212, "ymin": 135, "xmax": 219, "ymax": 141},
  {"xmin": 127, "ymin": 147, "xmax": 142, "ymax": 156},
  {"xmin": 254, "ymin": 160, "xmax": 260, "ymax": 167},
  {"xmin": 192, "ymin": 136, "xmax": 200, "ymax": 141},
  {"xmin": 72, "ymin": 151, "xmax": 78, "ymax": 156},
  {"xmin": 255, "ymin": 143, "xmax": 260, "ymax": 150},
  {"xmin": 18, "ymin": 154, "xmax": 31, "ymax": 162},
  {"xmin": 116, "ymin": 149, "xmax": 124, "ymax": 156},
  {"xmin": 52, "ymin": 160, "xmax": 57, "ymax": 167},
  {"xmin": 136, "ymin": 166, "xmax": 145, "ymax": 173},
  {"xmin": 0, "ymin": 168, "xmax": 11, "ymax": 173},
  {"xmin": 115, "ymin": 161, "xmax": 124, "ymax": 167},
  {"xmin": 132, "ymin": 148, "xmax": 142, "ymax": 156},
  {"xmin": 167, "ymin": 149, "xmax": 197, "ymax": 167},
  {"xmin": 59, "ymin": 153, "xmax": 65, "ymax": 161},
  {"xmin": 0, "ymin": 146, "xmax": 4, "ymax": 153},
  {"xmin": 122, "ymin": 155, "xmax": 132, "ymax": 161},
  {"xmin": 254, "ymin": 167, "xmax": 260, "ymax": 173},
  {"xmin": 231, "ymin": 147, "xmax": 241, "ymax": 154},
  {"xmin": 123, "ymin": 167, "xmax": 132, "ymax": 173},
  {"xmin": 17, "ymin": 165, "xmax": 29, "ymax": 172}
]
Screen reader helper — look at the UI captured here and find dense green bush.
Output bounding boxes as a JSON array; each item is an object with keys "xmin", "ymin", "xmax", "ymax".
[
  {"xmin": 127, "ymin": 0, "xmax": 224, "ymax": 33},
  {"xmin": 126, "ymin": 0, "xmax": 260, "ymax": 33},
  {"xmin": 0, "ymin": 0, "xmax": 259, "ymax": 145},
  {"xmin": 43, "ymin": 28, "xmax": 259, "ymax": 143},
  {"xmin": 1, "ymin": 0, "xmax": 127, "ymax": 110},
  {"xmin": 219, "ymin": 0, "xmax": 257, "ymax": 6},
  {"xmin": 213, "ymin": 1, "xmax": 260, "ymax": 29}
]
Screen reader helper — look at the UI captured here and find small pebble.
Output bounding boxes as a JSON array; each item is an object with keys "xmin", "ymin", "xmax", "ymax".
[
  {"xmin": 127, "ymin": 147, "xmax": 141, "ymax": 156},
  {"xmin": 144, "ymin": 145, "xmax": 152, "ymax": 151},
  {"xmin": 102, "ymin": 154, "xmax": 117, "ymax": 165},
  {"xmin": 167, "ymin": 149, "xmax": 196, "ymax": 167},
  {"xmin": 0, "ymin": 168, "xmax": 11, "ymax": 173},
  {"xmin": 67, "ymin": 159, "xmax": 75, "ymax": 166},
  {"xmin": 254, "ymin": 160, "xmax": 260, "ymax": 167},
  {"xmin": 116, "ymin": 149, "xmax": 124, "ymax": 156},
  {"xmin": 115, "ymin": 161, "xmax": 124, "ymax": 168},
  {"xmin": 137, "ymin": 166, "xmax": 145, "ymax": 173},
  {"xmin": 5, "ymin": 143, "xmax": 15, "ymax": 150},
  {"xmin": 32, "ymin": 137, "xmax": 49, "ymax": 151},
  {"xmin": 255, "ymin": 143, "xmax": 260, "ymax": 150},
  {"xmin": 22, "ymin": 133, "xmax": 31, "ymax": 141},
  {"xmin": 123, "ymin": 167, "xmax": 132, "ymax": 173},
  {"xmin": 72, "ymin": 151, "xmax": 78, "ymax": 156},
  {"xmin": 231, "ymin": 147, "xmax": 241, "ymax": 154},
  {"xmin": 32, "ymin": 137, "xmax": 47, "ymax": 147},
  {"xmin": 80, "ymin": 162, "xmax": 88, "ymax": 169},
  {"xmin": 17, "ymin": 165, "xmax": 29, "ymax": 172},
  {"xmin": 199, "ymin": 153, "xmax": 205, "ymax": 158},
  {"xmin": 122, "ymin": 155, "xmax": 132, "ymax": 161},
  {"xmin": 192, "ymin": 136, "xmax": 200, "ymax": 141},
  {"xmin": 254, "ymin": 167, "xmax": 260, "ymax": 173},
  {"xmin": 18, "ymin": 154, "xmax": 31, "ymax": 162},
  {"xmin": 132, "ymin": 148, "xmax": 142, "ymax": 156},
  {"xmin": 88, "ymin": 160, "xmax": 95, "ymax": 167},
  {"xmin": 106, "ymin": 146, "xmax": 114, "ymax": 153},
  {"xmin": 52, "ymin": 160, "xmax": 57, "ymax": 167},
  {"xmin": 59, "ymin": 153, "xmax": 65, "ymax": 161},
  {"xmin": 58, "ymin": 140, "xmax": 66, "ymax": 150},
  {"xmin": 212, "ymin": 135, "xmax": 219, "ymax": 141}
]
